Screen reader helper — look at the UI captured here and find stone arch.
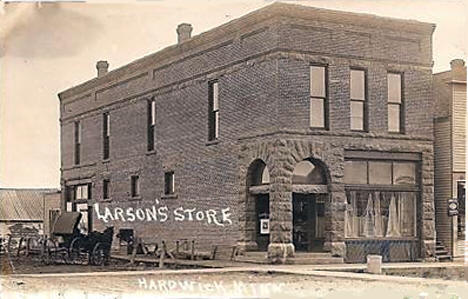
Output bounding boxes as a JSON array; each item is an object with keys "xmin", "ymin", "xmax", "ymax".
[
  {"xmin": 282, "ymin": 140, "xmax": 335, "ymax": 189},
  {"xmin": 237, "ymin": 141, "xmax": 275, "ymax": 252}
]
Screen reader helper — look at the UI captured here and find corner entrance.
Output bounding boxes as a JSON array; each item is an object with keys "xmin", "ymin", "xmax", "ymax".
[{"xmin": 293, "ymin": 193, "xmax": 325, "ymax": 252}]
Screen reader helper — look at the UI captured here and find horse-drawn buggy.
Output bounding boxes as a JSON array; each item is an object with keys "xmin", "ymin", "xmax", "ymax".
[{"xmin": 41, "ymin": 211, "xmax": 114, "ymax": 265}]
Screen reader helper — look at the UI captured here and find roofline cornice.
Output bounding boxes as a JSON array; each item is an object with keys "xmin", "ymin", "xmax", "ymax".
[{"xmin": 58, "ymin": 2, "xmax": 435, "ymax": 100}]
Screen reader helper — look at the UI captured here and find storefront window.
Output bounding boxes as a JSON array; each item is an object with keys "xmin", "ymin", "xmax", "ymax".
[
  {"xmin": 345, "ymin": 191, "xmax": 416, "ymax": 238},
  {"xmin": 368, "ymin": 161, "xmax": 392, "ymax": 185},
  {"xmin": 393, "ymin": 162, "xmax": 416, "ymax": 185},
  {"xmin": 344, "ymin": 158, "xmax": 418, "ymax": 239},
  {"xmin": 344, "ymin": 161, "xmax": 367, "ymax": 184}
]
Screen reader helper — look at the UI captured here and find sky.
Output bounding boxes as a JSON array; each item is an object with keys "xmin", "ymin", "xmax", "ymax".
[{"xmin": 0, "ymin": 0, "xmax": 466, "ymax": 188}]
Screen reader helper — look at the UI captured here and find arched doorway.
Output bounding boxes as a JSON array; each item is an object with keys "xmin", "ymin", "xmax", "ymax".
[
  {"xmin": 247, "ymin": 159, "xmax": 270, "ymax": 251},
  {"xmin": 292, "ymin": 159, "xmax": 328, "ymax": 252}
]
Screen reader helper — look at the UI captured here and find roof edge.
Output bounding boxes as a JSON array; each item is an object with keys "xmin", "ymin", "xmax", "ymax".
[{"xmin": 58, "ymin": 2, "xmax": 436, "ymax": 100}]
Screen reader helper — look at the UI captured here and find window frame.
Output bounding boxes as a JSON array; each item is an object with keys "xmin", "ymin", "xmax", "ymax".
[
  {"xmin": 164, "ymin": 171, "xmax": 175, "ymax": 195},
  {"xmin": 344, "ymin": 159, "xmax": 420, "ymax": 192},
  {"xmin": 130, "ymin": 175, "xmax": 140, "ymax": 198},
  {"xmin": 208, "ymin": 80, "xmax": 219, "ymax": 141},
  {"xmin": 103, "ymin": 113, "xmax": 110, "ymax": 160},
  {"xmin": 349, "ymin": 68, "xmax": 368, "ymax": 132},
  {"xmin": 309, "ymin": 64, "xmax": 329, "ymax": 130},
  {"xmin": 74, "ymin": 120, "xmax": 81, "ymax": 165},
  {"xmin": 147, "ymin": 98, "xmax": 156, "ymax": 152},
  {"xmin": 103, "ymin": 179, "xmax": 110, "ymax": 200},
  {"xmin": 387, "ymin": 72, "xmax": 405, "ymax": 134}
]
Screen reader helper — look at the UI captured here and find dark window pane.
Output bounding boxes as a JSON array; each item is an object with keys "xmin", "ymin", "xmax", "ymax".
[
  {"xmin": 388, "ymin": 73, "xmax": 401, "ymax": 103},
  {"xmin": 388, "ymin": 104, "xmax": 401, "ymax": 132},
  {"xmin": 214, "ymin": 111, "xmax": 219, "ymax": 139},
  {"xmin": 103, "ymin": 180, "xmax": 110, "ymax": 199},
  {"xmin": 350, "ymin": 101, "xmax": 364, "ymax": 131},
  {"xmin": 368, "ymin": 161, "xmax": 392, "ymax": 185},
  {"xmin": 310, "ymin": 66, "xmax": 325, "ymax": 97},
  {"xmin": 131, "ymin": 176, "xmax": 139, "ymax": 197},
  {"xmin": 344, "ymin": 161, "xmax": 367, "ymax": 184},
  {"xmin": 164, "ymin": 172, "xmax": 175, "ymax": 195},
  {"xmin": 350, "ymin": 70, "xmax": 365, "ymax": 100},
  {"xmin": 310, "ymin": 98, "xmax": 325, "ymax": 128},
  {"xmin": 393, "ymin": 162, "xmax": 416, "ymax": 185}
]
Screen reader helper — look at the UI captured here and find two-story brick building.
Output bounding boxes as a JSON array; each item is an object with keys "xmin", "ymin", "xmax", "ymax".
[{"xmin": 58, "ymin": 3, "xmax": 436, "ymax": 263}]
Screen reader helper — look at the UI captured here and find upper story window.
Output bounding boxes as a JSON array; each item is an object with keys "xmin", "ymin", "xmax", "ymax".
[
  {"xmin": 103, "ymin": 179, "xmax": 110, "ymax": 200},
  {"xmin": 131, "ymin": 175, "xmax": 140, "ymax": 198},
  {"xmin": 164, "ymin": 171, "xmax": 175, "ymax": 195},
  {"xmin": 309, "ymin": 65, "xmax": 328, "ymax": 129},
  {"xmin": 350, "ymin": 69, "xmax": 367, "ymax": 131},
  {"xmin": 147, "ymin": 99, "xmax": 156, "ymax": 151},
  {"xmin": 388, "ymin": 73, "xmax": 404, "ymax": 133},
  {"xmin": 208, "ymin": 81, "xmax": 219, "ymax": 141},
  {"xmin": 74, "ymin": 121, "xmax": 81, "ymax": 165},
  {"xmin": 74, "ymin": 184, "xmax": 91, "ymax": 201},
  {"xmin": 103, "ymin": 113, "xmax": 110, "ymax": 160}
]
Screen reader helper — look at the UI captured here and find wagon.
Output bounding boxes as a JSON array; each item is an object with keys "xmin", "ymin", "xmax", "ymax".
[{"xmin": 43, "ymin": 212, "xmax": 114, "ymax": 265}]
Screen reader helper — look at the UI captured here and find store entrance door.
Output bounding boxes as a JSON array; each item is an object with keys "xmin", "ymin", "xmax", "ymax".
[{"xmin": 293, "ymin": 193, "xmax": 325, "ymax": 252}]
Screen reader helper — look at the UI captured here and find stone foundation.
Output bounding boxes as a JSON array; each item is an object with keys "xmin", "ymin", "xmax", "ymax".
[
  {"xmin": 268, "ymin": 242, "xmax": 295, "ymax": 263},
  {"xmin": 324, "ymin": 241, "xmax": 346, "ymax": 257}
]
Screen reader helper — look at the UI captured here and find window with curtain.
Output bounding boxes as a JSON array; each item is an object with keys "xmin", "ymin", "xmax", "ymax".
[{"xmin": 344, "ymin": 159, "xmax": 418, "ymax": 239}]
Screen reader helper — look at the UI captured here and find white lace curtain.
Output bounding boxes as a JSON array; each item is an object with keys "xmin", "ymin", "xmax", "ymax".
[{"xmin": 345, "ymin": 191, "xmax": 416, "ymax": 238}]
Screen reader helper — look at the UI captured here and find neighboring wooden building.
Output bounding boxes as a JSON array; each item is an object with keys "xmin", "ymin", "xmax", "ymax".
[
  {"xmin": 0, "ymin": 188, "xmax": 58, "ymax": 238},
  {"xmin": 43, "ymin": 190, "xmax": 62, "ymax": 237},
  {"xmin": 434, "ymin": 59, "xmax": 466, "ymax": 259}
]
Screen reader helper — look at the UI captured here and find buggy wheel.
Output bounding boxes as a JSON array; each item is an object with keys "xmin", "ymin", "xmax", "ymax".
[
  {"xmin": 69, "ymin": 237, "xmax": 81, "ymax": 264},
  {"xmin": 26, "ymin": 237, "xmax": 35, "ymax": 256},
  {"xmin": 41, "ymin": 239, "xmax": 56, "ymax": 265},
  {"xmin": 91, "ymin": 243, "xmax": 105, "ymax": 266}
]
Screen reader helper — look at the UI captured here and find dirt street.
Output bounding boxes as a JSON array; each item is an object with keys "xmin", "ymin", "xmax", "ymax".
[{"xmin": 2, "ymin": 270, "xmax": 468, "ymax": 299}]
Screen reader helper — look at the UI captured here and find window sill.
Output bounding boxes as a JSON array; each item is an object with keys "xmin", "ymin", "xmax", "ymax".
[
  {"xmin": 146, "ymin": 150, "xmax": 156, "ymax": 156},
  {"xmin": 309, "ymin": 127, "xmax": 328, "ymax": 131},
  {"xmin": 206, "ymin": 139, "xmax": 219, "ymax": 146},
  {"xmin": 128, "ymin": 196, "xmax": 142, "ymax": 201},
  {"xmin": 351, "ymin": 129, "xmax": 368, "ymax": 133},
  {"xmin": 102, "ymin": 159, "xmax": 110, "ymax": 164},
  {"xmin": 101, "ymin": 198, "xmax": 112, "ymax": 203},
  {"xmin": 161, "ymin": 193, "xmax": 178, "ymax": 200}
]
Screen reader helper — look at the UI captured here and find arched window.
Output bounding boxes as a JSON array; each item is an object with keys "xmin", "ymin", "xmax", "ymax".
[
  {"xmin": 249, "ymin": 160, "xmax": 270, "ymax": 186},
  {"xmin": 292, "ymin": 160, "xmax": 326, "ymax": 185}
]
